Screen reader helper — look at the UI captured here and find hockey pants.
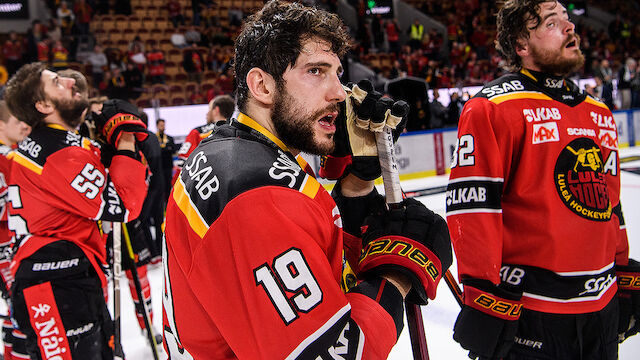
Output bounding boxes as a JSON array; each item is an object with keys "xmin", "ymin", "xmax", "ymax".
[
  {"xmin": 10, "ymin": 241, "xmax": 114, "ymax": 360},
  {"xmin": 507, "ymin": 296, "xmax": 619, "ymax": 360}
]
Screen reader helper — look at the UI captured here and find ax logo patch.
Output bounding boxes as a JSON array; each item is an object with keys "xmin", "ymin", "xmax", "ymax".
[{"xmin": 532, "ymin": 122, "xmax": 559, "ymax": 144}]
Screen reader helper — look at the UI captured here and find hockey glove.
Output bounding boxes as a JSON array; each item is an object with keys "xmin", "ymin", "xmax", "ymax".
[
  {"xmin": 319, "ymin": 80, "xmax": 409, "ymax": 181},
  {"xmin": 91, "ymin": 99, "xmax": 148, "ymax": 147},
  {"xmin": 358, "ymin": 197, "xmax": 452, "ymax": 305},
  {"xmin": 453, "ymin": 279, "xmax": 523, "ymax": 360},
  {"xmin": 617, "ymin": 258, "xmax": 640, "ymax": 342}
]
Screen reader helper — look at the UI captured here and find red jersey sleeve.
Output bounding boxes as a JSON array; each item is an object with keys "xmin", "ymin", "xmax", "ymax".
[
  {"xmin": 177, "ymin": 128, "xmax": 201, "ymax": 163},
  {"xmin": 163, "ymin": 186, "xmax": 399, "ymax": 360},
  {"xmin": 40, "ymin": 147, "xmax": 147, "ymax": 223},
  {"xmin": 446, "ymin": 98, "xmax": 515, "ymax": 284}
]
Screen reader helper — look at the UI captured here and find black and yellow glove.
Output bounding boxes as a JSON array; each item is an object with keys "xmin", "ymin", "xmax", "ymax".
[{"xmin": 319, "ymin": 80, "xmax": 409, "ymax": 181}]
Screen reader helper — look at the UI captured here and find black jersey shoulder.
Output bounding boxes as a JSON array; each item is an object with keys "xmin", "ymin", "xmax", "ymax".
[
  {"xmin": 474, "ymin": 71, "xmax": 587, "ymax": 107},
  {"xmin": 473, "ymin": 73, "xmax": 528, "ymax": 99},
  {"xmin": 15, "ymin": 126, "xmax": 97, "ymax": 167},
  {"xmin": 195, "ymin": 122, "xmax": 217, "ymax": 134},
  {"xmin": 178, "ymin": 123, "xmax": 315, "ymax": 225}
]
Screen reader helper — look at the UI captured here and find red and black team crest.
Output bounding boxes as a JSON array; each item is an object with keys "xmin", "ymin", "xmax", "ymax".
[{"xmin": 554, "ymin": 138, "xmax": 611, "ymax": 221}]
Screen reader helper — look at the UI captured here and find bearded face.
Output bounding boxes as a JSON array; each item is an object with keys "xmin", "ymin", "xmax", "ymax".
[
  {"xmin": 529, "ymin": 32, "xmax": 585, "ymax": 76},
  {"xmin": 271, "ymin": 81, "xmax": 337, "ymax": 156},
  {"xmin": 50, "ymin": 95, "xmax": 90, "ymax": 129}
]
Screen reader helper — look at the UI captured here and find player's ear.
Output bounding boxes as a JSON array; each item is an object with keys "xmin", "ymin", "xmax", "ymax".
[
  {"xmin": 515, "ymin": 38, "xmax": 529, "ymax": 58},
  {"xmin": 246, "ymin": 67, "xmax": 276, "ymax": 106},
  {"xmin": 35, "ymin": 99, "xmax": 54, "ymax": 116}
]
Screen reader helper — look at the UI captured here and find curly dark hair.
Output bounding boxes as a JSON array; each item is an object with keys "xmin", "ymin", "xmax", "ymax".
[
  {"xmin": 233, "ymin": 0, "xmax": 352, "ymax": 111},
  {"xmin": 4, "ymin": 62, "xmax": 48, "ymax": 128},
  {"xmin": 496, "ymin": 0, "xmax": 551, "ymax": 71}
]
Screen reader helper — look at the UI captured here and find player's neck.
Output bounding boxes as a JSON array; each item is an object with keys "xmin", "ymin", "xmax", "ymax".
[
  {"xmin": 45, "ymin": 115, "xmax": 75, "ymax": 132},
  {"xmin": 0, "ymin": 133, "xmax": 13, "ymax": 147}
]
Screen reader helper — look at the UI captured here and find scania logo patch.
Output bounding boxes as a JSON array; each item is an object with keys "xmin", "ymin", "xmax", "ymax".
[{"xmin": 554, "ymin": 138, "xmax": 611, "ymax": 221}]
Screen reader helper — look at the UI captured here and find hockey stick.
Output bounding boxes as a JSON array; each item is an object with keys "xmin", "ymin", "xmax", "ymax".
[
  {"xmin": 375, "ymin": 127, "xmax": 430, "ymax": 360},
  {"xmin": 122, "ymin": 223, "xmax": 161, "ymax": 360},
  {"xmin": 403, "ymin": 185, "xmax": 448, "ymax": 199},
  {"xmin": 112, "ymin": 222, "xmax": 125, "ymax": 360}
]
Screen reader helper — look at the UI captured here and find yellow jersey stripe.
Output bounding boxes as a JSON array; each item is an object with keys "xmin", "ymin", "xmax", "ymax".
[
  {"xmin": 172, "ymin": 177, "xmax": 209, "ymax": 238},
  {"xmin": 8, "ymin": 152, "xmax": 43, "ymax": 175},
  {"xmin": 237, "ymin": 113, "xmax": 289, "ymax": 152},
  {"xmin": 584, "ymin": 96, "xmax": 610, "ymax": 110},
  {"xmin": 489, "ymin": 91, "xmax": 552, "ymax": 104},
  {"xmin": 300, "ymin": 174, "xmax": 320, "ymax": 199}
]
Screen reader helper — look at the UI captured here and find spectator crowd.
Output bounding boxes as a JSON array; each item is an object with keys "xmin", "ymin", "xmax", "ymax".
[{"xmin": 0, "ymin": 0, "xmax": 639, "ymax": 131}]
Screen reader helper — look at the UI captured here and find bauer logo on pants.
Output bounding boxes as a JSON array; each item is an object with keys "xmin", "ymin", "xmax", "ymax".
[{"xmin": 554, "ymin": 138, "xmax": 611, "ymax": 221}]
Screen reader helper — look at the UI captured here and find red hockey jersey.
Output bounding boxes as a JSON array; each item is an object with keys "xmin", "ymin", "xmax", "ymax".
[
  {"xmin": 163, "ymin": 114, "xmax": 403, "ymax": 359},
  {"xmin": 8, "ymin": 124, "xmax": 148, "ymax": 286},
  {"xmin": 0, "ymin": 142, "xmax": 13, "ymax": 289},
  {"xmin": 177, "ymin": 122, "xmax": 217, "ymax": 163},
  {"xmin": 446, "ymin": 69, "xmax": 628, "ymax": 314}
]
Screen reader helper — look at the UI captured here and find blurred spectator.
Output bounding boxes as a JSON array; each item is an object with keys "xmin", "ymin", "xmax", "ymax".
[
  {"xmin": 446, "ymin": 91, "xmax": 464, "ymax": 127},
  {"xmin": 618, "ymin": 57, "xmax": 637, "ymax": 109},
  {"xmin": 57, "ymin": 1, "xmax": 75, "ymax": 35},
  {"xmin": 632, "ymin": 66, "xmax": 640, "ymax": 109},
  {"xmin": 98, "ymin": 69, "xmax": 111, "ymax": 95},
  {"xmin": 429, "ymin": 88, "xmax": 447, "ymax": 129},
  {"xmin": 184, "ymin": 26, "xmax": 202, "ymax": 46},
  {"xmin": 188, "ymin": 84, "xmax": 206, "ymax": 104},
  {"xmin": 408, "ymin": 19, "xmax": 424, "ymax": 50},
  {"xmin": 183, "ymin": 44, "xmax": 204, "ymax": 84},
  {"xmin": 191, "ymin": 0, "xmax": 205, "ymax": 26},
  {"xmin": 595, "ymin": 75, "xmax": 615, "ymax": 110},
  {"xmin": 217, "ymin": 67, "xmax": 234, "ymax": 95},
  {"xmin": 371, "ymin": 15, "xmax": 384, "ymax": 51},
  {"xmin": 594, "ymin": 59, "xmax": 613, "ymax": 85},
  {"xmin": 584, "ymin": 83, "xmax": 596, "ymax": 97},
  {"xmin": 107, "ymin": 67, "xmax": 128, "ymax": 100},
  {"xmin": 124, "ymin": 62, "xmax": 144, "ymax": 100},
  {"xmin": 2, "ymin": 32, "xmax": 23, "ymax": 76},
  {"xmin": 155, "ymin": 118, "xmax": 177, "ymax": 204},
  {"xmin": 201, "ymin": 2, "xmax": 219, "ymax": 27},
  {"xmin": 407, "ymin": 98, "xmax": 430, "ymax": 131},
  {"xmin": 385, "ymin": 19, "xmax": 400, "ymax": 55},
  {"xmin": 50, "ymin": 40, "xmax": 69, "ymax": 70},
  {"xmin": 86, "ymin": 45, "xmax": 108, "ymax": 88},
  {"xmin": 171, "ymin": 28, "xmax": 188, "ymax": 48},
  {"xmin": 25, "ymin": 20, "xmax": 45, "ymax": 62},
  {"xmin": 74, "ymin": 0, "xmax": 93, "ymax": 35},
  {"xmin": 128, "ymin": 43, "xmax": 147, "ymax": 74},
  {"xmin": 47, "ymin": 18, "xmax": 62, "ymax": 43},
  {"xmin": 168, "ymin": 0, "xmax": 186, "ymax": 28},
  {"xmin": 147, "ymin": 47, "xmax": 166, "ymax": 84},
  {"xmin": 36, "ymin": 38, "xmax": 51, "ymax": 64},
  {"xmin": 128, "ymin": 36, "xmax": 145, "ymax": 54}
]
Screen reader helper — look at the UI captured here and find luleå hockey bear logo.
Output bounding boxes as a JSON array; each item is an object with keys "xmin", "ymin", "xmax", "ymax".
[{"xmin": 554, "ymin": 138, "xmax": 611, "ymax": 221}]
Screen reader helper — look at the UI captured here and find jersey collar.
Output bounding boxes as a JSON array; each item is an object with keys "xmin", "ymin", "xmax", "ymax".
[
  {"xmin": 236, "ymin": 113, "xmax": 289, "ymax": 152},
  {"xmin": 520, "ymin": 68, "xmax": 570, "ymax": 92}
]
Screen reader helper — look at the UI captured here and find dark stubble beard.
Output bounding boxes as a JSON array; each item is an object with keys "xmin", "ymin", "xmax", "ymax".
[
  {"xmin": 271, "ymin": 81, "xmax": 337, "ymax": 155},
  {"xmin": 50, "ymin": 96, "xmax": 90, "ymax": 129},
  {"xmin": 530, "ymin": 34, "xmax": 585, "ymax": 76}
]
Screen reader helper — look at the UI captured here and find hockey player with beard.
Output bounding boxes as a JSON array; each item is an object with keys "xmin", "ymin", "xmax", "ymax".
[
  {"xmin": 162, "ymin": 1, "xmax": 452, "ymax": 359},
  {"xmin": 0, "ymin": 100, "xmax": 30, "ymax": 360},
  {"xmin": 3, "ymin": 63, "xmax": 149, "ymax": 359},
  {"xmin": 447, "ymin": 1, "xmax": 639, "ymax": 359}
]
